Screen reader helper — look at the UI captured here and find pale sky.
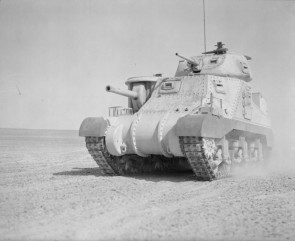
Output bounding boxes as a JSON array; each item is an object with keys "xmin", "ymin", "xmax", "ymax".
[{"xmin": 0, "ymin": 0, "xmax": 294, "ymax": 137}]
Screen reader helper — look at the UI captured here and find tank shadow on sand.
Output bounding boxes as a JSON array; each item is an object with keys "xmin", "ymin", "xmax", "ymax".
[{"xmin": 53, "ymin": 167, "xmax": 196, "ymax": 182}]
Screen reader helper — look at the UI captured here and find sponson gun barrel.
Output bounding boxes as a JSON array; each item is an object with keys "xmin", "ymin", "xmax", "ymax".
[
  {"xmin": 175, "ymin": 53, "xmax": 199, "ymax": 66},
  {"xmin": 106, "ymin": 85, "xmax": 138, "ymax": 99}
]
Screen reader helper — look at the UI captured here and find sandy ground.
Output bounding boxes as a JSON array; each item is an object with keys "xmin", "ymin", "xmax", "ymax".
[{"xmin": 0, "ymin": 129, "xmax": 295, "ymax": 241}]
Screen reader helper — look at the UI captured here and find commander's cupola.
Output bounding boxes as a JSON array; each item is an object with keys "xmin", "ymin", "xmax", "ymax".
[{"xmin": 175, "ymin": 42, "xmax": 253, "ymax": 82}]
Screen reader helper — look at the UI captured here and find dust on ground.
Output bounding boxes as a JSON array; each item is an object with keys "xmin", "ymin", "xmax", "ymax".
[{"xmin": 0, "ymin": 128, "xmax": 295, "ymax": 241}]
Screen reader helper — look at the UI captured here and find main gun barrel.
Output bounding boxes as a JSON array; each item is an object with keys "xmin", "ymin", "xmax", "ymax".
[
  {"xmin": 175, "ymin": 53, "xmax": 198, "ymax": 66},
  {"xmin": 106, "ymin": 85, "xmax": 138, "ymax": 99}
]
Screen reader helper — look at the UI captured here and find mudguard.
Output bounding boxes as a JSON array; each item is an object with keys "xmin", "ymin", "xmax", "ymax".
[
  {"xmin": 79, "ymin": 117, "xmax": 108, "ymax": 137},
  {"xmin": 175, "ymin": 114, "xmax": 273, "ymax": 147}
]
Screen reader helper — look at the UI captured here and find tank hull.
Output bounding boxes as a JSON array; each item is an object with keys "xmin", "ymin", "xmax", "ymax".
[
  {"xmin": 80, "ymin": 74, "xmax": 272, "ymax": 156},
  {"xmin": 79, "ymin": 113, "xmax": 273, "ymax": 156}
]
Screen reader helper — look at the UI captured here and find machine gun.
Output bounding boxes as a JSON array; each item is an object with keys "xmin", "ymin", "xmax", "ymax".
[{"xmin": 202, "ymin": 42, "xmax": 252, "ymax": 60}]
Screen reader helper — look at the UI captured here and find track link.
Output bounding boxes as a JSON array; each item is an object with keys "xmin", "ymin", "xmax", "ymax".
[
  {"xmin": 85, "ymin": 136, "xmax": 190, "ymax": 175},
  {"xmin": 179, "ymin": 136, "xmax": 230, "ymax": 181},
  {"xmin": 85, "ymin": 136, "xmax": 118, "ymax": 175},
  {"xmin": 85, "ymin": 136, "xmax": 149, "ymax": 175},
  {"xmin": 85, "ymin": 136, "xmax": 230, "ymax": 180}
]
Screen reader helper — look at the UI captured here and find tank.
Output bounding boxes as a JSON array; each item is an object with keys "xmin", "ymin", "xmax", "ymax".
[{"xmin": 79, "ymin": 42, "xmax": 273, "ymax": 180}]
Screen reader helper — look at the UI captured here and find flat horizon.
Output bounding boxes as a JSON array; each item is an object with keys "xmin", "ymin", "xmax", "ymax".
[{"xmin": 0, "ymin": 127, "xmax": 77, "ymax": 132}]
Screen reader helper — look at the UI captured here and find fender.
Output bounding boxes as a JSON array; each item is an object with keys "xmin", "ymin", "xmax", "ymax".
[
  {"xmin": 79, "ymin": 117, "xmax": 108, "ymax": 137},
  {"xmin": 175, "ymin": 114, "xmax": 273, "ymax": 147}
]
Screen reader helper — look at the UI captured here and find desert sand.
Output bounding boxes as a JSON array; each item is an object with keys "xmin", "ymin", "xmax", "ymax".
[{"xmin": 0, "ymin": 128, "xmax": 294, "ymax": 240}]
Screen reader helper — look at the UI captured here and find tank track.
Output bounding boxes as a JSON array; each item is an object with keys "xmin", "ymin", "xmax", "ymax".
[
  {"xmin": 85, "ymin": 136, "xmax": 265, "ymax": 180},
  {"xmin": 85, "ymin": 136, "xmax": 189, "ymax": 175},
  {"xmin": 85, "ymin": 136, "xmax": 119, "ymax": 175},
  {"xmin": 179, "ymin": 136, "xmax": 230, "ymax": 181}
]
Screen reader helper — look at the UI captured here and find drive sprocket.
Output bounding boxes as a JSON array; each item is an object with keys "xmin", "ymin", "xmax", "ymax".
[{"xmin": 179, "ymin": 136, "xmax": 230, "ymax": 181}]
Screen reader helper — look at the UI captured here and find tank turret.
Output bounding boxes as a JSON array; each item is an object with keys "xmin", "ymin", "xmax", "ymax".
[
  {"xmin": 175, "ymin": 42, "xmax": 253, "ymax": 82},
  {"xmin": 79, "ymin": 42, "xmax": 273, "ymax": 181}
]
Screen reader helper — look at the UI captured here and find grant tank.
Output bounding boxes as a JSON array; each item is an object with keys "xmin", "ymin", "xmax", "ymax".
[{"xmin": 79, "ymin": 42, "xmax": 273, "ymax": 180}]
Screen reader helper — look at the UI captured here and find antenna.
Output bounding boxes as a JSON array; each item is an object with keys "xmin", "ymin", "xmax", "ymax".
[{"xmin": 203, "ymin": 0, "xmax": 207, "ymax": 54}]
